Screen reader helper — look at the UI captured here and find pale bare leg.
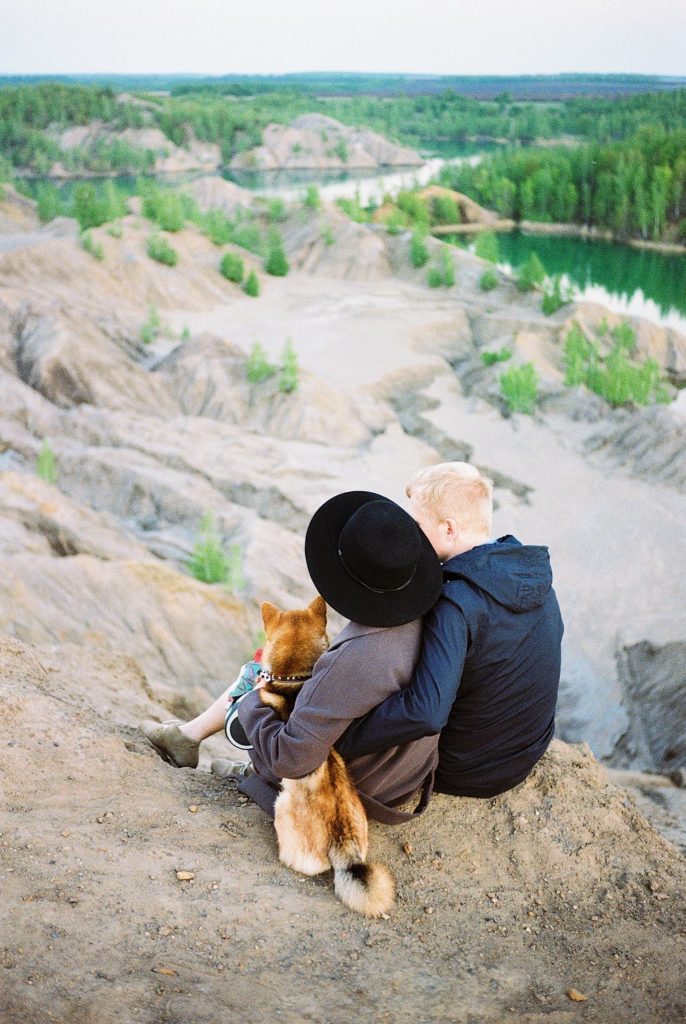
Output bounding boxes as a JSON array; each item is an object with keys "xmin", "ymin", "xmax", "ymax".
[{"xmin": 180, "ymin": 686, "xmax": 233, "ymax": 743}]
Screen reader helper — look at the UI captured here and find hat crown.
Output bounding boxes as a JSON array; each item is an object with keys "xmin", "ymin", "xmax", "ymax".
[{"xmin": 338, "ymin": 500, "xmax": 421, "ymax": 594}]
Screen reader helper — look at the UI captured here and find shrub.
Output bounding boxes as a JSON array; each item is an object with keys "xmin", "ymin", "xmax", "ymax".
[
  {"xmin": 279, "ymin": 338, "xmax": 298, "ymax": 393},
  {"xmin": 140, "ymin": 304, "xmax": 161, "ymax": 344},
  {"xmin": 80, "ymin": 230, "xmax": 104, "ymax": 260},
  {"xmin": 230, "ymin": 220, "xmax": 264, "ymax": 255},
  {"xmin": 265, "ymin": 240, "xmax": 289, "ymax": 277},
  {"xmin": 37, "ymin": 184, "xmax": 62, "ymax": 223},
  {"xmin": 562, "ymin": 321, "xmax": 669, "ymax": 406},
  {"xmin": 246, "ymin": 342, "xmax": 276, "ymax": 384},
  {"xmin": 542, "ymin": 274, "xmax": 574, "ymax": 315},
  {"xmin": 431, "ymin": 194, "xmax": 460, "ymax": 225},
  {"xmin": 204, "ymin": 208, "xmax": 233, "ymax": 246},
  {"xmin": 36, "ymin": 439, "xmax": 57, "ymax": 484},
  {"xmin": 304, "ymin": 185, "xmax": 321, "ymax": 210},
  {"xmin": 516, "ymin": 251, "xmax": 546, "ymax": 292},
  {"xmin": 181, "ymin": 325, "xmax": 191, "ymax": 342},
  {"xmin": 335, "ymin": 139, "xmax": 349, "ymax": 162},
  {"xmin": 220, "ymin": 250, "xmax": 245, "ymax": 284},
  {"xmin": 106, "ymin": 220, "xmax": 123, "ymax": 238},
  {"xmin": 500, "ymin": 363, "xmax": 539, "ymax": 414},
  {"xmin": 396, "ymin": 191, "xmax": 430, "ymax": 228},
  {"xmin": 385, "ymin": 208, "xmax": 406, "ymax": 235},
  {"xmin": 147, "ymin": 233, "xmax": 178, "ymax": 266},
  {"xmin": 427, "ymin": 246, "xmax": 455, "ymax": 288},
  {"xmin": 479, "ymin": 268, "xmax": 498, "ymax": 291},
  {"xmin": 267, "ymin": 198, "xmax": 287, "ymax": 223},
  {"xmin": 441, "ymin": 247, "xmax": 456, "ymax": 287},
  {"xmin": 474, "ymin": 231, "xmax": 499, "ymax": 263},
  {"xmin": 335, "ymin": 195, "xmax": 369, "ymax": 223},
  {"xmin": 72, "ymin": 183, "xmax": 111, "ymax": 230},
  {"xmin": 243, "ymin": 270, "xmax": 260, "ymax": 297},
  {"xmin": 321, "ymin": 225, "xmax": 335, "ymax": 247},
  {"xmin": 481, "ymin": 346, "xmax": 512, "ymax": 367},
  {"xmin": 188, "ymin": 513, "xmax": 233, "ymax": 586},
  {"xmin": 410, "ymin": 230, "xmax": 429, "ymax": 268},
  {"xmin": 141, "ymin": 186, "xmax": 185, "ymax": 232}
]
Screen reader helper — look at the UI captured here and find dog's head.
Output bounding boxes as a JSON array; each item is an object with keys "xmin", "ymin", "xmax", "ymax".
[{"xmin": 260, "ymin": 596, "xmax": 329, "ymax": 681}]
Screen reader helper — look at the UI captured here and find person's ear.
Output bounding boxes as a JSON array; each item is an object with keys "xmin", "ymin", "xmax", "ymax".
[{"xmin": 444, "ymin": 518, "xmax": 458, "ymax": 538}]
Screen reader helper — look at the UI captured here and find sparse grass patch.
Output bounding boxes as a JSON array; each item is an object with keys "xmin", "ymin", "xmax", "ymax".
[
  {"xmin": 80, "ymin": 230, "xmax": 104, "ymax": 260},
  {"xmin": 188, "ymin": 513, "xmax": 243, "ymax": 590},
  {"xmin": 140, "ymin": 304, "xmax": 161, "ymax": 344},
  {"xmin": 500, "ymin": 362, "xmax": 539, "ymax": 414},
  {"xmin": 481, "ymin": 346, "xmax": 512, "ymax": 366},
  {"xmin": 36, "ymin": 439, "xmax": 57, "ymax": 484}
]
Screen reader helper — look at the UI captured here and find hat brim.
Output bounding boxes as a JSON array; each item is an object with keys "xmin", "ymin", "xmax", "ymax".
[{"xmin": 304, "ymin": 491, "xmax": 442, "ymax": 628}]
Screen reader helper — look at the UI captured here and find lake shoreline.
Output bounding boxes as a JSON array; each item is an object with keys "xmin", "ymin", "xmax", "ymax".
[{"xmin": 434, "ymin": 218, "xmax": 686, "ymax": 254}]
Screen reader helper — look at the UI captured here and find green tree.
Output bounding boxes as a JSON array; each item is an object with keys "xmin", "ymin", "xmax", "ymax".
[
  {"xmin": 516, "ymin": 252, "xmax": 546, "ymax": 292},
  {"xmin": 265, "ymin": 238, "xmax": 289, "ymax": 276},
  {"xmin": 409, "ymin": 230, "xmax": 429, "ymax": 268},
  {"xmin": 220, "ymin": 250, "xmax": 245, "ymax": 283},
  {"xmin": 279, "ymin": 338, "xmax": 298, "ymax": 393},
  {"xmin": 243, "ymin": 269, "xmax": 260, "ymax": 296},
  {"xmin": 474, "ymin": 231, "xmax": 499, "ymax": 263},
  {"xmin": 246, "ymin": 342, "xmax": 276, "ymax": 384}
]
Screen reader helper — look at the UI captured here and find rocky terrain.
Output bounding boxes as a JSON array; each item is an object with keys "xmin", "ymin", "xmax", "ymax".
[
  {"xmin": 230, "ymin": 113, "xmax": 423, "ymax": 171},
  {"xmin": 0, "ymin": 182, "xmax": 685, "ymax": 1022}
]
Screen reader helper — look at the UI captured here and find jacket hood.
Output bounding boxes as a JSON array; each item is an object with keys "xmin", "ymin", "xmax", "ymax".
[{"xmin": 442, "ymin": 535, "xmax": 553, "ymax": 612}]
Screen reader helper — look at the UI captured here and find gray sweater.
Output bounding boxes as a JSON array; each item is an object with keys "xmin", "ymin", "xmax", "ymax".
[{"xmin": 237, "ymin": 619, "xmax": 439, "ymax": 824}]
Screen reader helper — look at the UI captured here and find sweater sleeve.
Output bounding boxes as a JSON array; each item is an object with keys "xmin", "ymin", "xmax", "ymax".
[
  {"xmin": 336, "ymin": 599, "xmax": 468, "ymax": 759},
  {"xmin": 237, "ymin": 638, "xmax": 386, "ymax": 779}
]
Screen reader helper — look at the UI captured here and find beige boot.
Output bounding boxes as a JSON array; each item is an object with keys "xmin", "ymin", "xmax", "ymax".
[
  {"xmin": 139, "ymin": 720, "xmax": 200, "ymax": 769},
  {"xmin": 211, "ymin": 758, "xmax": 254, "ymax": 781}
]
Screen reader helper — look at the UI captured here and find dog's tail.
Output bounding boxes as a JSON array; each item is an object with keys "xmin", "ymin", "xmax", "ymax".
[{"xmin": 332, "ymin": 858, "xmax": 396, "ymax": 918}]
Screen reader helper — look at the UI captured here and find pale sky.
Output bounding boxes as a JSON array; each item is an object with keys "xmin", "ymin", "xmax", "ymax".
[{"xmin": 0, "ymin": 0, "xmax": 685, "ymax": 77}]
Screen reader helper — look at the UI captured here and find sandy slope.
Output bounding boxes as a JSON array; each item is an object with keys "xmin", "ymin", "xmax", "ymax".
[{"xmin": 1, "ymin": 635, "xmax": 685, "ymax": 1024}]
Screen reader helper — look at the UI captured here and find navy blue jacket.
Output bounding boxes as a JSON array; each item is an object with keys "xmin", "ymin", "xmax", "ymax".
[{"xmin": 337, "ymin": 536, "xmax": 563, "ymax": 798}]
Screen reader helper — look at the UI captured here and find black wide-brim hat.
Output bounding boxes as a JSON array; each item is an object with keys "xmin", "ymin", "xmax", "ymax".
[{"xmin": 305, "ymin": 491, "xmax": 442, "ymax": 628}]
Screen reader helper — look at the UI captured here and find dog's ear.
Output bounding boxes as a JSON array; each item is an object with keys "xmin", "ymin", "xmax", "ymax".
[
  {"xmin": 261, "ymin": 601, "xmax": 282, "ymax": 634},
  {"xmin": 308, "ymin": 595, "xmax": 327, "ymax": 628}
]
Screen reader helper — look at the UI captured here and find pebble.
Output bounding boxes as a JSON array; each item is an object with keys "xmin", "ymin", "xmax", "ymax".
[
  {"xmin": 188, "ymin": 805, "xmax": 199, "ymax": 813},
  {"xmin": 566, "ymin": 988, "xmax": 588, "ymax": 1002},
  {"xmin": 176, "ymin": 871, "xmax": 195, "ymax": 881}
]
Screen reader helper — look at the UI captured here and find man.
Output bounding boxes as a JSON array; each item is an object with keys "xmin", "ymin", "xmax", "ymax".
[
  {"xmin": 141, "ymin": 493, "xmax": 444, "ymax": 825},
  {"xmin": 337, "ymin": 462, "xmax": 564, "ymax": 798}
]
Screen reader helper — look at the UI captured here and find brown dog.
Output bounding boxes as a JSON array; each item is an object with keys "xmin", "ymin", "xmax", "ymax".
[{"xmin": 258, "ymin": 596, "xmax": 396, "ymax": 918}]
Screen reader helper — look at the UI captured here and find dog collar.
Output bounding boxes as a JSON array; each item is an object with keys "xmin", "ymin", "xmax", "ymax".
[{"xmin": 257, "ymin": 669, "xmax": 312, "ymax": 684}]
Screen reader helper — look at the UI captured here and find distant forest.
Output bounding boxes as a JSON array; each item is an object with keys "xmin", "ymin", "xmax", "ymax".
[
  {"xmin": 1, "ymin": 76, "xmax": 685, "ymax": 243},
  {"xmin": 2, "ymin": 71, "xmax": 685, "ymax": 99}
]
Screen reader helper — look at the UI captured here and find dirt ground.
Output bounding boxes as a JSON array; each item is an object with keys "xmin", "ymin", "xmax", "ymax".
[{"xmin": 2, "ymin": 634, "xmax": 685, "ymax": 1024}]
